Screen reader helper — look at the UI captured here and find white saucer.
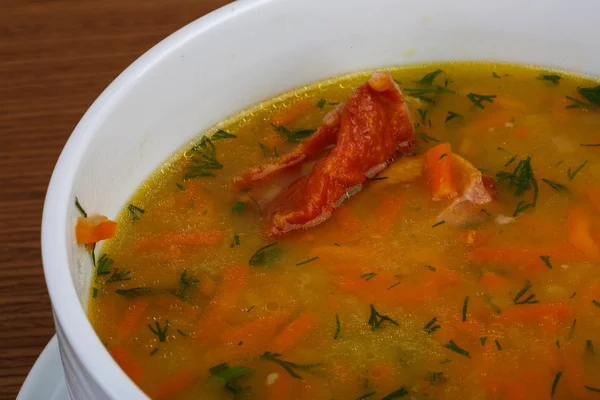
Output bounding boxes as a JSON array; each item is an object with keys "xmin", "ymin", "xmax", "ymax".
[{"xmin": 17, "ymin": 335, "xmax": 69, "ymax": 400}]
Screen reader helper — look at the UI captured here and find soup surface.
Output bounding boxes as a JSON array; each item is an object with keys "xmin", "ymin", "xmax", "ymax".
[{"xmin": 84, "ymin": 63, "xmax": 600, "ymax": 399}]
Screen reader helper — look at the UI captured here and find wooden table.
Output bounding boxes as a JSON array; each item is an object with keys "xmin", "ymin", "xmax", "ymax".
[{"xmin": 0, "ymin": 1, "xmax": 231, "ymax": 397}]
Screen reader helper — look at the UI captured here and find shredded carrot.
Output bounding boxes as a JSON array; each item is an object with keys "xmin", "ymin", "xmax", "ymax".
[
  {"xmin": 220, "ymin": 313, "xmax": 291, "ymax": 354},
  {"xmin": 199, "ymin": 277, "xmax": 217, "ymax": 297},
  {"xmin": 108, "ymin": 346, "xmax": 144, "ymax": 382},
  {"xmin": 118, "ymin": 297, "xmax": 150, "ymax": 339},
  {"xmin": 424, "ymin": 142, "xmax": 458, "ymax": 201},
  {"xmin": 271, "ymin": 100, "xmax": 312, "ymax": 126},
  {"xmin": 75, "ymin": 215, "xmax": 118, "ymax": 244},
  {"xmin": 272, "ymin": 313, "xmax": 318, "ymax": 353},
  {"xmin": 151, "ymin": 370, "xmax": 199, "ymax": 400},
  {"xmin": 567, "ymin": 207, "xmax": 600, "ymax": 260},
  {"xmin": 464, "ymin": 112, "xmax": 512, "ymax": 134},
  {"xmin": 334, "ymin": 206, "xmax": 362, "ymax": 232},
  {"xmin": 479, "ymin": 272, "xmax": 508, "ymax": 292},
  {"xmin": 368, "ymin": 194, "xmax": 403, "ymax": 233},
  {"xmin": 136, "ymin": 231, "xmax": 224, "ymax": 249}
]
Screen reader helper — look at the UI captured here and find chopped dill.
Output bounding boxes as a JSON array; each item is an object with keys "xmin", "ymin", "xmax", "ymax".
[
  {"xmin": 580, "ymin": 143, "xmax": 600, "ymax": 147},
  {"xmin": 424, "ymin": 317, "xmax": 440, "ymax": 334},
  {"xmin": 480, "ymin": 336, "xmax": 488, "ymax": 346},
  {"xmin": 387, "ymin": 281, "xmax": 402, "ymax": 290},
  {"xmin": 578, "ymin": 85, "xmax": 600, "ymax": 106},
  {"xmin": 259, "ymin": 352, "xmax": 319, "ymax": 380},
  {"xmin": 316, "ymin": 98, "xmax": 327, "ymax": 109},
  {"xmin": 105, "ymin": 268, "xmax": 132, "ymax": 284},
  {"xmin": 175, "ymin": 182, "xmax": 185, "ymax": 191},
  {"xmin": 271, "ymin": 123, "xmax": 316, "ymax": 143},
  {"xmin": 540, "ymin": 255, "xmax": 553, "ymax": 269},
  {"xmin": 247, "ymin": 193, "xmax": 262, "ymax": 216},
  {"xmin": 177, "ymin": 329, "xmax": 187, "ymax": 337},
  {"xmin": 212, "ymin": 129, "xmax": 237, "ymax": 141},
  {"xmin": 538, "ymin": 74, "xmax": 561, "ymax": 84},
  {"xmin": 586, "ymin": 339, "xmax": 594, "ymax": 354},
  {"xmin": 171, "ymin": 269, "xmax": 199, "ymax": 300},
  {"xmin": 115, "ymin": 287, "xmax": 160, "ymax": 298},
  {"xmin": 432, "ymin": 220, "xmax": 445, "ymax": 228},
  {"xmin": 248, "ymin": 242, "xmax": 279, "ymax": 266},
  {"xmin": 429, "ymin": 371, "xmax": 445, "ymax": 386},
  {"xmin": 149, "ymin": 348, "xmax": 158, "ymax": 356},
  {"xmin": 593, "ymin": 299, "xmax": 600, "ymax": 307},
  {"xmin": 443, "ymin": 340, "xmax": 471, "ymax": 358},
  {"xmin": 246, "ymin": 305, "xmax": 255, "ymax": 313},
  {"xmin": 480, "ymin": 209, "xmax": 491, "ymax": 217},
  {"xmin": 513, "ymin": 280, "xmax": 539, "ymax": 304},
  {"xmin": 417, "ymin": 108, "xmax": 429, "ymax": 124},
  {"xmin": 296, "ymin": 256, "xmax": 319, "ymax": 266},
  {"xmin": 232, "ymin": 201, "xmax": 246, "ymax": 213},
  {"xmin": 567, "ymin": 160, "xmax": 588, "ymax": 181},
  {"xmin": 370, "ymin": 176, "xmax": 389, "ymax": 181},
  {"xmin": 551, "ymin": 371, "xmax": 563, "ymax": 398},
  {"xmin": 259, "ymin": 142, "xmax": 278, "ymax": 158},
  {"xmin": 585, "ymin": 386, "xmax": 600, "ymax": 392},
  {"xmin": 484, "ymin": 295, "xmax": 502, "ymax": 314},
  {"xmin": 438, "ymin": 153, "xmax": 447, "ymax": 160},
  {"xmin": 368, "ymin": 304, "xmax": 399, "ymax": 330},
  {"xmin": 229, "ymin": 232, "xmax": 241, "ymax": 248},
  {"xmin": 360, "ymin": 272, "xmax": 377, "ymax": 281},
  {"xmin": 380, "ymin": 387, "xmax": 408, "ymax": 400},
  {"xmin": 334, "ymin": 313, "xmax": 341, "ymax": 340},
  {"xmin": 96, "ymin": 253, "xmax": 114, "ymax": 276},
  {"xmin": 445, "ymin": 111, "xmax": 462, "ymax": 123},
  {"xmin": 427, "ymin": 265, "xmax": 437, "ymax": 271},
  {"xmin": 92, "ymin": 287, "xmax": 98, "ymax": 298},
  {"xmin": 148, "ymin": 320, "xmax": 169, "ymax": 342},
  {"xmin": 565, "ymin": 95, "xmax": 593, "ymax": 109},
  {"xmin": 495, "ymin": 339, "xmax": 502, "ymax": 351},
  {"xmin": 541, "ymin": 178, "xmax": 568, "ymax": 194},
  {"xmin": 418, "ymin": 132, "xmax": 440, "ymax": 143},
  {"xmin": 504, "ymin": 155, "xmax": 517, "ymax": 167},
  {"xmin": 492, "ymin": 72, "xmax": 501, "ymax": 78},
  {"xmin": 403, "ymin": 86, "xmax": 455, "ymax": 103},
  {"xmin": 185, "ymin": 136, "xmax": 223, "ymax": 180},
  {"xmin": 75, "ymin": 197, "xmax": 87, "ymax": 217},
  {"xmin": 556, "ymin": 340, "xmax": 560, "ymax": 348},
  {"xmin": 356, "ymin": 392, "xmax": 376, "ymax": 400},
  {"xmin": 496, "ymin": 156, "xmax": 538, "ymax": 216},
  {"xmin": 466, "ymin": 92, "xmax": 497, "ymax": 109},
  {"xmin": 462, "ymin": 296, "xmax": 470, "ymax": 322},
  {"xmin": 333, "ymin": 243, "xmax": 341, "ymax": 247},
  {"xmin": 415, "ymin": 69, "xmax": 444, "ymax": 86},
  {"xmin": 569, "ymin": 319, "xmax": 577, "ymax": 339}
]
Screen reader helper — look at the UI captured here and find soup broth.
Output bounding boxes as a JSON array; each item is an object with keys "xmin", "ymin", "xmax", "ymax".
[{"xmin": 86, "ymin": 63, "xmax": 600, "ymax": 399}]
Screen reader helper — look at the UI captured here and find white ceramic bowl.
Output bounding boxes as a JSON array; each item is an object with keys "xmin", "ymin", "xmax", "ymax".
[{"xmin": 41, "ymin": 0, "xmax": 600, "ymax": 398}]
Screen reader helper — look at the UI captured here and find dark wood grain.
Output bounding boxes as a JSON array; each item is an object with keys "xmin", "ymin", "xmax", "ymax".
[{"xmin": 0, "ymin": 1, "xmax": 231, "ymax": 397}]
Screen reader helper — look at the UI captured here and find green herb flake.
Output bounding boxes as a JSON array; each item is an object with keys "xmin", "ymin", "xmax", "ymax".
[
  {"xmin": 259, "ymin": 352, "xmax": 319, "ymax": 380},
  {"xmin": 444, "ymin": 339, "xmax": 471, "ymax": 358},
  {"xmin": 592, "ymin": 299, "xmax": 600, "ymax": 307},
  {"xmin": 229, "ymin": 232, "xmax": 241, "ymax": 248},
  {"xmin": 427, "ymin": 265, "xmax": 437, "ymax": 272},
  {"xmin": 403, "ymin": 86, "xmax": 455, "ymax": 103},
  {"xmin": 429, "ymin": 371, "xmax": 445, "ymax": 386},
  {"xmin": 97, "ymin": 253, "xmax": 114, "ymax": 276},
  {"xmin": 578, "ymin": 85, "xmax": 600, "ymax": 106},
  {"xmin": 105, "ymin": 268, "xmax": 132, "ymax": 284},
  {"xmin": 370, "ymin": 176, "xmax": 389, "ymax": 181},
  {"xmin": 356, "ymin": 392, "xmax": 376, "ymax": 400},
  {"xmin": 176, "ymin": 329, "xmax": 187, "ymax": 337},
  {"xmin": 424, "ymin": 317, "xmax": 440, "ymax": 334},
  {"xmin": 249, "ymin": 242, "xmax": 279, "ymax": 266},
  {"xmin": 175, "ymin": 182, "xmax": 185, "ymax": 191},
  {"xmin": 556, "ymin": 340, "xmax": 560, "ymax": 349},
  {"xmin": 492, "ymin": 72, "xmax": 501, "ymax": 79},
  {"xmin": 148, "ymin": 320, "xmax": 169, "ymax": 342},
  {"xmin": 567, "ymin": 160, "xmax": 588, "ymax": 181},
  {"xmin": 439, "ymin": 153, "xmax": 448, "ymax": 160},
  {"xmin": 418, "ymin": 132, "xmax": 440, "ymax": 144},
  {"xmin": 495, "ymin": 339, "xmax": 502, "ymax": 351},
  {"xmin": 92, "ymin": 287, "xmax": 98, "ymax": 298},
  {"xmin": 432, "ymin": 220, "xmax": 445, "ymax": 228},
  {"xmin": 586, "ymin": 339, "xmax": 595, "ymax": 354},
  {"xmin": 569, "ymin": 319, "xmax": 577, "ymax": 339},
  {"xmin": 232, "ymin": 201, "xmax": 246, "ymax": 213},
  {"xmin": 565, "ymin": 96, "xmax": 593, "ymax": 110},
  {"xmin": 259, "ymin": 142, "xmax": 278, "ymax": 158},
  {"xmin": 513, "ymin": 280, "xmax": 539, "ymax": 305},
  {"xmin": 415, "ymin": 69, "xmax": 444, "ymax": 86},
  {"xmin": 481, "ymin": 209, "xmax": 491, "ymax": 217},
  {"xmin": 333, "ymin": 242, "xmax": 341, "ymax": 247},
  {"xmin": 171, "ymin": 269, "xmax": 200, "ymax": 300},
  {"xmin": 380, "ymin": 386, "xmax": 408, "ymax": 400},
  {"xmin": 445, "ymin": 111, "xmax": 462, "ymax": 123},
  {"xmin": 417, "ymin": 108, "xmax": 429, "ymax": 124},
  {"xmin": 115, "ymin": 287, "xmax": 162, "ymax": 298},
  {"xmin": 580, "ymin": 143, "xmax": 600, "ymax": 147},
  {"xmin": 296, "ymin": 256, "xmax": 319, "ymax": 266},
  {"xmin": 480, "ymin": 336, "xmax": 488, "ymax": 346},
  {"xmin": 540, "ymin": 255, "xmax": 553, "ymax": 269},
  {"xmin": 271, "ymin": 123, "xmax": 316, "ymax": 143},
  {"xmin": 387, "ymin": 281, "xmax": 402, "ymax": 290},
  {"xmin": 212, "ymin": 129, "xmax": 237, "ymax": 141},
  {"xmin": 247, "ymin": 305, "xmax": 255, "ymax": 313},
  {"xmin": 504, "ymin": 155, "xmax": 517, "ymax": 167},
  {"xmin": 541, "ymin": 178, "xmax": 568, "ymax": 194},
  {"xmin": 75, "ymin": 197, "xmax": 87, "ymax": 217},
  {"xmin": 149, "ymin": 348, "xmax": 159, "ymax": 356},
  {"xmin": 360, "ymin": 272, "xmax": 377, "ymax": 281},
  {"xmin": 247, "ymin": 194, "xmax": 262, "ymax": 216},
  {"xmin": 334, "ymin": 313, "xmax": 341, "ymax": 340},
  {"xmin": 538, "ymin": 74, "xmax": 561, "ymax": 84},
  {"xmin": 551, "ymin": 371, "xmax": 563, "ymax": 398},
  {"xmin": 466, "ymin": 93, "xmax": 497, "ymax": 109},
  {"xmin": 316, "ymin": 98, "xmax": 327, "ymax": 109},
  {"xmin": 462, "ymin": 296, "xmax": 470, "ymax": 322},
  {"xmin": 496, "ymin": 156, "xmax": 538, "ymax": 216},
  {"xmin": 585, "ymin": 386, "xmax": 600, "ymax": 392},
  {"xmin": 368, "ymin": 304, "xmax": 399, "ymax": 330},
  {"xmin": 184, "ymin": 137, "xmax": 223, "ymax": 180},
  {"xmin": 484, "ymin": 295, "xmax": 502, "ymax": 314}
]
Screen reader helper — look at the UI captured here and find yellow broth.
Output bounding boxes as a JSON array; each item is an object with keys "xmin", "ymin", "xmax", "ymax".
[{"xmin": 88, "ymin": 63, "xmax": 600, "ymax": 399}]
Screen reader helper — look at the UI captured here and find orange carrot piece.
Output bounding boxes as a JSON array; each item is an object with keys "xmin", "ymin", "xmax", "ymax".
[
  {"xmin": 499, "ymin": 304, "xmax": 572, "ymax": 324},
  {"xmin": 108, "ymin": 346, "xmax": 144, "ymax": 382},
  {"xmin": 586, "ymin": 186, "xmax": 600, "ymax": 212},
  {"xmin": 568, "ymin": 207, "xmax": 600, "ymax": 260},
  {"xmin": 151, "ymin": 371, "xmax": 199, "ymax": 400},
  {"xmin": 464, "ymin": 112, "xmax": 511, "ymax": 135},
  {"xmin": 460, "ymin": 229, "xmax": 489, "ymax": 247},
  {"xmin": 220, "ymin": 313, "xmax": 291, "ymax": 346},
  {"xmin": 272, "ymin": 313, "xmax": 318, "ymax": 353},
  {"xmin": 334, "ymin": 206, "xmax": 362, "ymax": 232},
  {"xmin": 271, "ymin": 100, "xmax": 312, "ymax": 126},
  {"xmin": 515, "ymin": 127, "xmax": 530, "ymax": 137},
  {"xmin": 479, "ymin": 272, "xmax": 508, "ymax": 292},
  {"xmin": 75, "ymin": 215, "xmax": 118, "ymax": 244},
  {"xmin": 136, "ymin": 231, "xmax": 224, "ymax": 249},
  {"xmin": 266, "ymin": 366, "xmax": 296, "ymax": 400},
  {"xmin": 368, "ymin": 194, "xmax": 403, "ymax": 233},
  {"xmin": 118, "ymin": 297, "xmax": 150, "ymax": 339},
  {"xmin": 424, "ymin": 142, "xmax": 458, "ymax": 201}
]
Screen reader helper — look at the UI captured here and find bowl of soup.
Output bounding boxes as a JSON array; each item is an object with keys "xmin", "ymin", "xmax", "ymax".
[{"xmin": 41, "ymin": 0, "xmax": 600, "ymax": 399}]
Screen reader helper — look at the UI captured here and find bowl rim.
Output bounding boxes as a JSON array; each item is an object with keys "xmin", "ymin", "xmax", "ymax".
[{"xmin": 41, "ymin": 0, "xmax": 270, "ymax": 397}]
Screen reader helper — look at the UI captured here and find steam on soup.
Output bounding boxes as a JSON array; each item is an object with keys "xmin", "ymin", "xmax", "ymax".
[{"xmin": 76, "ymin": 63, "xmax": 600, "ymax": 399}]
